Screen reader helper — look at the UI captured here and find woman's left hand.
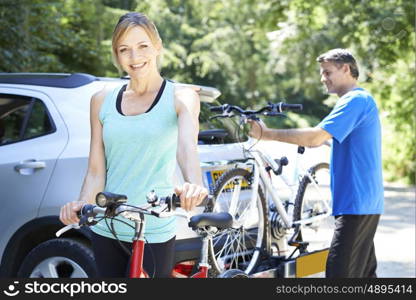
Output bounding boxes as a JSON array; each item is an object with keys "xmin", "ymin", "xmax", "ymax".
[{"xmin": 174, "ymin": 183, "xmax": 208, "ymax": 211}]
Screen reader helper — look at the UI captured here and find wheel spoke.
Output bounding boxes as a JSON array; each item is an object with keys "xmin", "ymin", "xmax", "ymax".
[
  {"xmin": 210, "ymin": 169, "xmax": 266, "ymax": 274},
  {"xmin": 295, "ymin": 164, "xmax": 333, "ymax": 252},
  {"xmin": 220, "ymin": 232, "xmax": 241, "ymax": 267},
  {"xmin": 215, "ymin": 233, "xmax": 234, "ymax": 259},
  {"xmin": 212, "ymin": 230, "xmax": 228, "ymax": 248}
]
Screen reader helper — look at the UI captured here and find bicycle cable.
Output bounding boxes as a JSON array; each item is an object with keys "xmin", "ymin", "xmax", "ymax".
[
  {"xmin": 109, "ymin": 217, "xmax": 156, "ymax": 278},
  {"xmin": 104, "ymin": 205, "xmax": 161, "ymax": 278},
  {"xmin": 99, "ymin": 206, "xmax": 140, "ymax": 257},
  {"xmin": 236, "ymin": 116, "xmax": 263, "ymax": 156},
  {"xmin": 105, "ymin": 216, "xmax": 133, "ymax": 257},
  {"xmin": 144, "ymin": 237, "xmax": 157, "ymax": 278}
]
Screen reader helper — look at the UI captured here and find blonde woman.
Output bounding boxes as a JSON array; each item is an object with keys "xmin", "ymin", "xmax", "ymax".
[{"xmin": 60, "ymin": 12, "xmax": 207, "ymax": 278}]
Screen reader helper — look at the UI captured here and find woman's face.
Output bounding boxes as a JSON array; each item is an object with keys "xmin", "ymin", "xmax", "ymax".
[{"xmin": 116, "ymin": 26, "xmax": 161, "ymax": 77}]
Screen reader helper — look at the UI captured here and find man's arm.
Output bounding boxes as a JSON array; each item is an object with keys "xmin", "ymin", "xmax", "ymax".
[{"xmin": 249, "ymin": 120, "xmax": 332, "ymax": 147}]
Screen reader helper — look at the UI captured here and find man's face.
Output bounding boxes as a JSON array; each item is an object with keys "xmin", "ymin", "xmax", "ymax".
[{"xmin": 319, "ymin": 61, "xmax": 349, "ymax": 95}]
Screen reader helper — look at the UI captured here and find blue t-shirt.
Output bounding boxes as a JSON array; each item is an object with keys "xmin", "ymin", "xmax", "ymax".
[{"xmin": 318, "ymin": 87, "xmax": 384, "ymax": 216}]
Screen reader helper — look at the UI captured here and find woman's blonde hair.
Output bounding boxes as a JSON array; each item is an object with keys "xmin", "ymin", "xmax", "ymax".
[{"xmin": 111, "ymin": 12, "xmax": 163, "ymax": 73}]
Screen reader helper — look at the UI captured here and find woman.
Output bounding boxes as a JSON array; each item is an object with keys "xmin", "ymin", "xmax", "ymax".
[{"xmin": 59, "ymin": 12, "xmax": 208, "ymax": 278}]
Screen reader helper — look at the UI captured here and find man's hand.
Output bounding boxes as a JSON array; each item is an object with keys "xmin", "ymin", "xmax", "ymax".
[
  {"xmin": 174, "ymin": 183, "xmax": 208, "ymax": 211},
  {"xmin": 248, "ymin": 119, "xmax": 269, "ymax": 140}
]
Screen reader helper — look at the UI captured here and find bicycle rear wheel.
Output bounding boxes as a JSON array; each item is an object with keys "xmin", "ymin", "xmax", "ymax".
[
  {"xmin": 217, "ymin": 269, "xmax": 249, "ymax": 278},
  {"xmin": 208, "ymin": 168, "xmax": 268, "ymax": 275},
  {"xmin": 293, "ymin": 163, "xmax": 334, "ymax": 251}
]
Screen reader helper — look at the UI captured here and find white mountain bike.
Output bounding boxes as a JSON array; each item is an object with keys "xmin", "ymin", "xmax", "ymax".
[{"xmin": 205, "ymin": 103, "xmax": 333, "ymax": 275}]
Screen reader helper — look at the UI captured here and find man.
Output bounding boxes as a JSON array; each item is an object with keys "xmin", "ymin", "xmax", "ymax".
[{"xmin": 248, "ymin": 48, "xmax": 384, "ymax": 278}]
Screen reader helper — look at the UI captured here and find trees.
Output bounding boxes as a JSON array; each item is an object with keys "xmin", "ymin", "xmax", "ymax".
[
  {"xmin": 271, "ymin": 0, "xmax": 415, "ymax": 183},
  {"xmin": 0, "ymin": 0, "xmax": 117, "ymax": 75},
  {"xmin": 136, "ymin": 0, "xmax": 415, "ymax": 183},
  {"xmin": 1, "ymin": 0, "xmax": 414, "ymax": 183},
  {"xmin": 135, "ymin": 0, "xmax": 289, "ymax": 110}
]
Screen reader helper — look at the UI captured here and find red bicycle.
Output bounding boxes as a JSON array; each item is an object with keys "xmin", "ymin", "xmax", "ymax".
[{"xmin": 56, "ymin": 191, "xmax": 248, "ymax": 278}]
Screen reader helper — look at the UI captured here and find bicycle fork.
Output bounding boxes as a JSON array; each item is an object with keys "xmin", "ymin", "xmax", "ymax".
[{"xmin": 130, "ymin": 215, "xmax": 149, "ymax": 278}]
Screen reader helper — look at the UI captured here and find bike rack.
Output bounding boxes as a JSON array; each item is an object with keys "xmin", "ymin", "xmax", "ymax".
[{"xmin": 249, "ymin": 248, "xmax": 329, "ymax": 278}]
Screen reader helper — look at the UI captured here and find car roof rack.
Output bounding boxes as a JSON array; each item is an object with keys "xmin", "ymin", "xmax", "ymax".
[{"xmin": 0, "ymin": 73, "xmax": 98, "ymax": 88}]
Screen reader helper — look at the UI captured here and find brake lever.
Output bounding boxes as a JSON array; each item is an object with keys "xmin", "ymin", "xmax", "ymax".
[
  {"xmin": 209, "ymin": 114, "xmax": 226, "ymax": 120},
  {"xmin": 263, "ymin": 112, "xmax": 287, "ymax": 117},
  {"xmin": 209, "ymin": 114, "xmax": 235, "ymax": 120},
  {"xmin": 174, "ymin": 209, "xmax": 191, "ymax": 222},
  {"xmin": 56, "ymin": 224, "xmax": 80, "ymax": 237},
  {"xmin": 153, "ymin": 203, "xmax": 190, "ymax": 221},
  {"xmin": 79, "ymin": 214, "xmax": 98, "ymax": 226}
]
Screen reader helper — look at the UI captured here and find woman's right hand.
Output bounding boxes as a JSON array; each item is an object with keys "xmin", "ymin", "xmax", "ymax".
[{"xmin": 59, "ymin": 201, "xmax": 86, "ymax": 225}]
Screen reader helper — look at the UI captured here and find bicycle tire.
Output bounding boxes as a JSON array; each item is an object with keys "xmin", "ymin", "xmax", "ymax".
[
  {"xmin": 293, "ymin": 162, "xmax": 333, "ymax": 251},
  {"xmin": 207, "ymin": 168, "xmax": 268, "ymax": 276},
  {"xmin": 217, "ymin": 268, "xmax": 249, "ymax": 278}
]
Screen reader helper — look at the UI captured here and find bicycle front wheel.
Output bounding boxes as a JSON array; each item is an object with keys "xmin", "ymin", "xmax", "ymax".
[
  {"xmin": 208, "ymin": 168, "xmax": 268, "ymax": 275},
  {"xmin": 293, "ymin": 163, "xmax": 334, "ymax": 251}
]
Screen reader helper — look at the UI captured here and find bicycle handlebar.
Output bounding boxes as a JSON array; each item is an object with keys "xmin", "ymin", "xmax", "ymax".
[
  {"xmin": 56, "ymin": 192, "xmax": 214, "ymax": 237},
  {"xmin": 209, "ymin": 102, "xmax": 303, "ymax": 117}
]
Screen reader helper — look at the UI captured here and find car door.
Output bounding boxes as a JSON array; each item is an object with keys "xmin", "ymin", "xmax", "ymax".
[{"xmin": 0, "ymin": 87, "xmax": 68, "ymax": 253}]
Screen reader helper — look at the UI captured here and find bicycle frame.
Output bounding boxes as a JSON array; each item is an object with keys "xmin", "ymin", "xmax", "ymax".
[
  {"xmin": 127, "ymin": 209, "xmax": 211, "ymax": 278},
  {"xmin": 56, "ymin": 192, "xmax": 240, "ymax": 278},
  {"xmin": 239, "ymin": 137, "xmax": 331, "ymax": 230}
]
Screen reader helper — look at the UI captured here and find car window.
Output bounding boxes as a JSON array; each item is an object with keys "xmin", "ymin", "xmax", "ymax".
[
  {"xmin": 199, "ymin": 102, "xmax": 247, "ymax": 144},
  {"xmin": 0, "ymin": 94, "xmax": 55, "ymax": 146}
]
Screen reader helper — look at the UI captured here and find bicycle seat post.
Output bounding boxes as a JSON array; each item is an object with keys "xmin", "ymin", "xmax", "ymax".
[{"xmin": 192, "ymin": 229, "xmax": 214, "ymax": 278}]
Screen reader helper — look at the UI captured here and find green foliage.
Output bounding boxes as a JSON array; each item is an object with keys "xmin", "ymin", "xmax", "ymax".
[
  {"xmin": 135, "ymin": 0, "xmax": 290, "ymax": 110},
  {"xmin": 273, "ymin": 0, "xmax": 415, "ymax": 183},
  {"xmin": 0, "ymin": 0, "xmax": 414, "ymax": 183},
  {"xmin": 0, "ymin": 0, "xmax": 117, "ymax": 75}
]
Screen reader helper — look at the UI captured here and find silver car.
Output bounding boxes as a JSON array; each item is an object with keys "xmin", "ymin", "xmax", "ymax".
[{"xmin": 0, "ymin": 73, "xmax": 246, "ymax": 278}]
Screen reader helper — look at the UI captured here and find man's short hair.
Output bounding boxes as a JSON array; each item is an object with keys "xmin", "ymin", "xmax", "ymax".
[{"xmin": 317, "ymin": 48, "xmax": 359, "ymax": 79}]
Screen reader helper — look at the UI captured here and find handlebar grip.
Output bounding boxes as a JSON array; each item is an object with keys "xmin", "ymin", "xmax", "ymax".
[
  {"xmin": 209, "ymin": 105, "xmax": 224, "ymax": 112},
  {"xmin": 76, "ymin": 204, "xmax": 99, "ymax": 227},
  {"xmin": 169, "ymin": 194, "xmax": 213, "ymax": 209},
  {"xmin": 77, "ymin": 204, "xmax": 96, "ymax": 218},
  {"xmin": 171, "ymin": 194, "xmax": 182, "ymax": 208},
  {"xmin": 281, "ymin": 103, "xmax": 303, "ymax": 111}
]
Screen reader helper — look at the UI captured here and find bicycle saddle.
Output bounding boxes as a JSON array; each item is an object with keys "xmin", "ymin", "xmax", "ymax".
[
  {"xmin": 188, "ymin": 212, "xmax": 233, "ymax": 231},
  {"xmin": 198, "ymin": 129, "xmax": 228, "ymax": 144}
]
